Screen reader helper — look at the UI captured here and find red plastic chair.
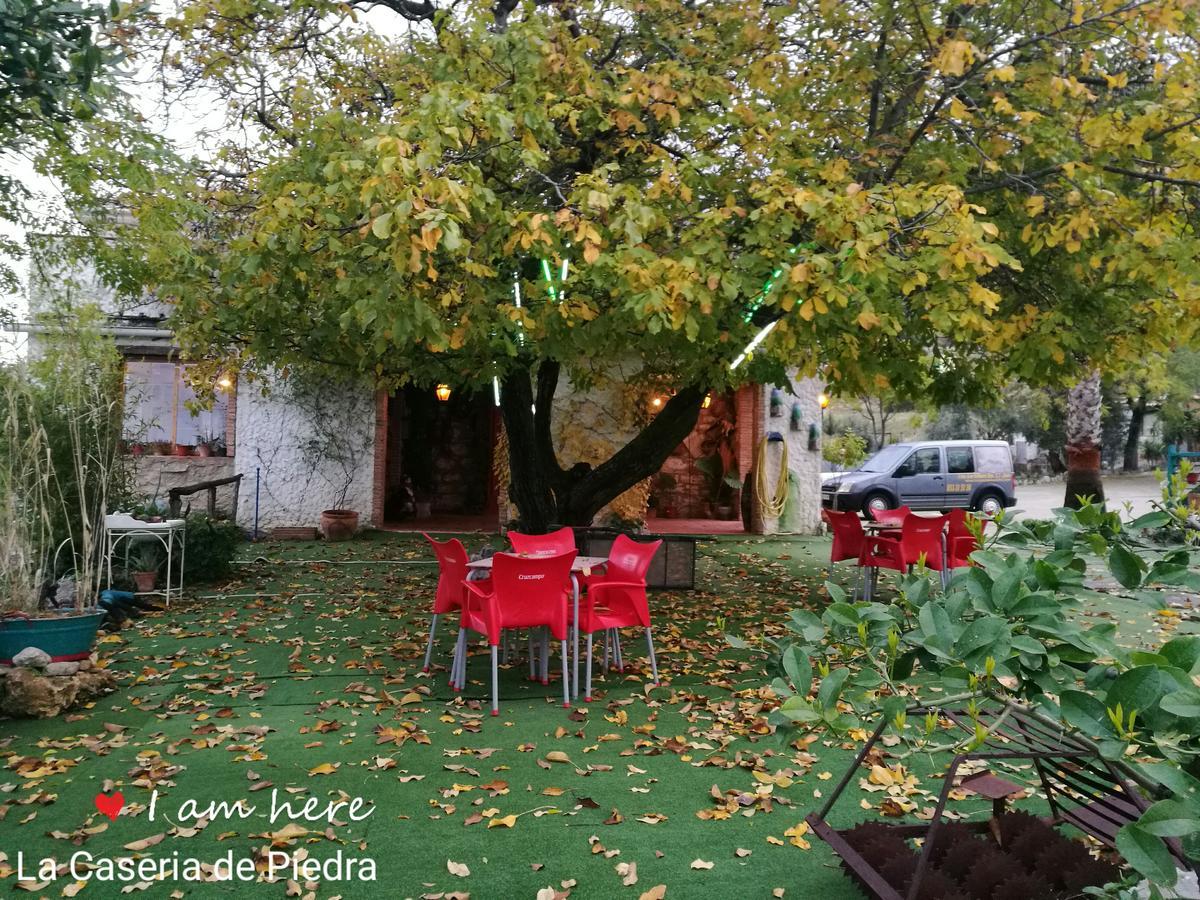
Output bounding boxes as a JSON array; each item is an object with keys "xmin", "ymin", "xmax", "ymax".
[
  {"xmin": 870, "ymin": 505, "xmax": 912, "ymax": 526},
  {"xmin": 946, "ymin": 509, "xmax": 987, "ymax": 569},
  {"xmin": 453, "ymin": 551, "xmax": 576, "ymax": 715},
  {"xmin": 590, "ymin": 535, "xmax": 662, "ymax": 673},
  {"xmin": 578, "ymin": 536, "xmax": 662, "ymax": 701},
  {"xmin": 823, "ymin": 509, "xmax": 869, "ymax": 598},
  {"xmin": 823, "ymin": 509, "xmax": 866, "ymax": 563},
  {"xmin": 860, "ymin": 513, "xmax": 948, "ymax": 577},
  {"xmin": 423, "ymin": 534, "xmax": 490, "ymax": 674},
  {"xmin": 508, "ymin": 526, "xmax": 576, "ymax": 555}
]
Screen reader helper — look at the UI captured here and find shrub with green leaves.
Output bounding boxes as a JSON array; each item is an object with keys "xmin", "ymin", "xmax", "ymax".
[
  {"xmin": 181, "ymin": 514, "xmax": 243, "ymax": 583},
  {"xmin": 732, "ymin": 503, "xmax": 1200, "ymax": 889}
]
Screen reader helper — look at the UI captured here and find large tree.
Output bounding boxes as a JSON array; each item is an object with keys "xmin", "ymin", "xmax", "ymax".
[{"xmin": 132, "ymin": 0, "xmax": 1200, "ymax": 529}]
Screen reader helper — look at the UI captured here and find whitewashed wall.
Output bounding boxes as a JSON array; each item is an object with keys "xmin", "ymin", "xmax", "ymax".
[
  {"xmin": 234, "ymin": 375, "xmax": 377, "ymax": 531},
  {"xmin": 755, "ymin": 374, "xmax": 823, "ymax": 535}
]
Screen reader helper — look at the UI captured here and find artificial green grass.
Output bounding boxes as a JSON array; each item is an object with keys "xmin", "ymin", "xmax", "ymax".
[{"xmin": 0, "ymin": 531, "xmax": 1183, "ymax": 898}]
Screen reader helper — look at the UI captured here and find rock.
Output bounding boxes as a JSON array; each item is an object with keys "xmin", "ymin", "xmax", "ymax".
[
  {"xmin": 44, "ymin": 661, "xmax": 81, "ymax": 676},
  {"xmin": 77, "ymin": 657, "xmax": 93, "ymax": 671},
  {"xmin": 12, "ymin": 647, "xmax": 51, "ymax": 668},
  {"xmin": 0, "ymin": 666, "xmax": 117, "ymax": 718},
  {"xmin": 0, "ymin": 665, "xmax": 11, "ymax": 677}
]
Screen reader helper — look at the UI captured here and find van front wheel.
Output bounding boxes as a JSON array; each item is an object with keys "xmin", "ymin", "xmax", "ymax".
[
  {"xmin": 863, "ymin": 492, "xmax": 894, "ymax": 519},
  {"xmin": 973, "ymin": 491, "xmax": 1004, "ymax": 517}
]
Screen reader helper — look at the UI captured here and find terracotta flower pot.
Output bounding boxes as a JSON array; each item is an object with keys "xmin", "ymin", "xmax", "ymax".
[
  {"xmin": 320, "ymin": 509, "xmax": 359, "ymax": 542},
  {"xmin": 196, "ymin": 444, "xmax": 213, "ymax": 458},
  {"xmin": 133, "ymin": 571, "xmax": 157, "ymax": 593},
  {"xmin": 172, "ymin": 444, "xmax": 191, "ymax": 457}
]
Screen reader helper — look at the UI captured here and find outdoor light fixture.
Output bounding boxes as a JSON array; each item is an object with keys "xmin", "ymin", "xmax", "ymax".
[
  {"xmin": 216, "ymin": 375, "xmax": 234, "ymax": 390},
  {"xmin": 435, "ymin": 384, "xmax": 452, "ymax": 402},
  {"xmin": 650, "ymin": 396, "xmax": 664, "ymax": 409},
  {"xmin": 730, "ymin": 319, "xmax": 780, "ymax": 371},
  {"xmin": 818, "ymin": 392, "xmax": 830, "ymax": 409},
  {"xmin": 702, "ymin": 393, "xmax": 712, "ymax": 408},
  {"xmin": 493, "ymin": 377, "xmax": 501, "ymax": 407}
]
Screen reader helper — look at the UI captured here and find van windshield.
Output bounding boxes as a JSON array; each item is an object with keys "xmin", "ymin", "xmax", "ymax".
[{"xmin": 859, "ymin": 445, "xmax": 910, "ymax": 473}]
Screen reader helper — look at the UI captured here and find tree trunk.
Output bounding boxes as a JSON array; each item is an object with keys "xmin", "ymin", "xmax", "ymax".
[
  {"xmin": 500, "ymin": 361, "xmax": 706, "ymax": 531},
  {"xmin": 1123, "ymin": 395, "xmax": 1147, "ymax": 473},
  {"xmin": 1064, "ymin": 370, "xmax": 1105, "ymax": 508}
]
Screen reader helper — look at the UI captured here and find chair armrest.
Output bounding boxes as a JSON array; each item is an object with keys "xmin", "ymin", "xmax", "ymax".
[{"xmin": 463, "ymin": 579, "xmax": 492, "ymax": 599}]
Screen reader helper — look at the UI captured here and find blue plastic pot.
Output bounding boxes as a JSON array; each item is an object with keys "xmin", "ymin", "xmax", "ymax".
[{"xmin": 0, "ymin": 611, "xmax": 103, "ymax": 665}]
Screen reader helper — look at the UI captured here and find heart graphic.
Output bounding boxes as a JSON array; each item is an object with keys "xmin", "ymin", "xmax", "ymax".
[{"xmin": 94, "ymin": 791, "xmax": 124, "ymax": 821}]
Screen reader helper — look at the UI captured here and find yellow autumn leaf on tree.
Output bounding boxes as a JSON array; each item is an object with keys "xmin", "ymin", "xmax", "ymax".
[{"xmin": 933, "ymin": 39, "xmax": 975, "ymax": 77}]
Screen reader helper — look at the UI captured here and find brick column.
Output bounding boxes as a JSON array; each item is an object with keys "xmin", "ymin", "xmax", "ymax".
[{"xmin": 371, "ymin": 390, "xmax": 388, "ymax": 526}]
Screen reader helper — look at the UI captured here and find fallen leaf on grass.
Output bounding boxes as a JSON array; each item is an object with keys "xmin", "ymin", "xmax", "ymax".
[
  {"xmin": 447, "ymin": 860, "xmax": 470, "ymax": 877},
  {"xmin": 123, "ymin": 833, "xmax": 165, "ymax": 851},
  {"xmin": 784, "ymin": 822, "xmax": 811, "ymax": 850},
  {"xmin": 640, "ymin": 886, "xmax": 667, "ymax": 899},
  {"xmin": 690, "ymin": 859, "xmax": 713, "ymax": 870},
  {"xmin": 487, "ymin": 815, "xmax": 517, "ymax": 829},
  {"xmin": 308, "ymin": 762, "xmax": 339, "ymax": 776},
  {"xmin": 616, "ymin": 861, "xmax": 638, "ymax": 886},
  {"xmin": 735, "ymin": 848, "xmax": 752, "ymax": 857}
]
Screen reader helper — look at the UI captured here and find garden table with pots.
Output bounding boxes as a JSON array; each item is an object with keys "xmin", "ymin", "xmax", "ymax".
[
  {"xmin": 103, "ymin": 513, "xmax": 186, "ymax": 607},
  {"xmin": 465, "ymin": 553, "xmax": 609, "ymax": 699}
]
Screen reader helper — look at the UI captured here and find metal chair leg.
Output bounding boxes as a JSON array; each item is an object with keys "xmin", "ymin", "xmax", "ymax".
[
  {"xmin": 613, "ymin": 630, "xmax": 623, "ymax": 672},
  {"xmin": 561, "ymin": 640, "xmax": 570, "ymax": 708},
  {"xmin": 451, "ymin": 629, "xmax": 466, "ymax": 691},
  {"xmin": 645, "ymin": 627, "xmax": 659, "ymax": 686},
  {"xmin": 585, "ymin": 633, "xmax": 594, "ymax": 702},
  {"xmin": 603, "ymin": 630, "xmax": 610, "ymax": 670},
  {"xmin": 491, "ymin": 645, "xmax": 499, "ymax": 717},
  {"xmin": 540, "ymin": 627, "xmax": 549, "ymax": 685},
  {"xmin": 423, "ymin": 613, "xmax": 439, "ymax": 673}
]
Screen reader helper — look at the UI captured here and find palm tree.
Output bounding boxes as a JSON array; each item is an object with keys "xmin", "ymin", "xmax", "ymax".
[{"xmin": 1064, "ymin": 371, "xmax": 1105, "ymax": 508}]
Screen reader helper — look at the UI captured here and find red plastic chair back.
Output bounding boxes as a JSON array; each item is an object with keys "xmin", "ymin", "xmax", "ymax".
[
  {"xmin": 508, "ymin": 526, "xmax": 576, "ymax": 555},
  {"xmin": 947, "ymin": 509, "xmax": 985, "ymax": 567},
  {"xmin": 605, "ymin": 534, "xmax": 661, "ymax": 583},
  {"xmin": 899, "ymin": 514, "xmax": 948, "ymax": 571},
  {"xmin": 424, "ymin": 533, "xmax": 470, "ymax": 614},
  {"xmin": 487, "ymin": 551, "xmax": 576, "ymax": 640},
  {"xmin": 871, "ymin": 505, "xmax": 912, "ymax": 526},
  {"xmin": 823, "ymin": 509, "xmax": 866, "ymax": 563}
]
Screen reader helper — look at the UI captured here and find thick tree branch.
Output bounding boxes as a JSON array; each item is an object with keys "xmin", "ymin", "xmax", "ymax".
[{"xmin": 565, "ymin": 385, "xmax": 705, "ymax": 523}]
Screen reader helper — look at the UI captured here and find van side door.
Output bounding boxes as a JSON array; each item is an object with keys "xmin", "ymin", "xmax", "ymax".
[
  {"xmin": 891, "ymin": 446, "xmax": 945, "ymax": 510},
  {"xmin": 944, "ymin": 446, "xmax": 975, "ymax": 508}
]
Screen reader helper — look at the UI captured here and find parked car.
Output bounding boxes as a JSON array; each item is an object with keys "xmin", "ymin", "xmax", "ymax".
[{"xmin": 821, "ymin": 440, "xmax": 1016, "ymax": 518}]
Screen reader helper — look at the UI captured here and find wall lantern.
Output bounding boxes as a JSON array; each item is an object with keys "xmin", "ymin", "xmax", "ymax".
[
  {"xmin": 650, "ymin": 395, "xmax": 664, "ymax": 410},
  {"xmin": 818, "ymin": 392, "xmax": 830, "ymax": 410},
  {"xmin": 435, "ymin": 384, "xmax": 452, "ymax": 402},
  {"xmin": 702, "ymin": 393, "xmax": 712, "ymax": 409},
  {"xmin": 216, "ymin": 374, "xmax": 234, "ymax": 390}
]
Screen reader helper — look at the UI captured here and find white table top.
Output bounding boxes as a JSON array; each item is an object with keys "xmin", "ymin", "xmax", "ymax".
[
  {"xmin": 104, "ymin": 514, "xmax": 186, "ymax": 531},
  {"xmin": 466, "ymin": 554, "xmax": 609, "ymax": 572}
]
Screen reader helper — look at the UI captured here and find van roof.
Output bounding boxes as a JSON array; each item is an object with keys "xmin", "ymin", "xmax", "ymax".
[{"xmin": 892, "ymin": 440, "xmax": 1011, "ymax": 447}]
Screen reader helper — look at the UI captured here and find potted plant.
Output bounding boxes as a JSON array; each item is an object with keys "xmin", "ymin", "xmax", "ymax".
[
  {"xmin": 129, "ymin": 543, "xmax": 161, "ymax": 594},
  {"xmin": 0, "ymin": 312, "xmax": 124, "ymax": 676},
  {"xmin": 172, "ymin": 442, "xmax": 192, "ymax": 457}
]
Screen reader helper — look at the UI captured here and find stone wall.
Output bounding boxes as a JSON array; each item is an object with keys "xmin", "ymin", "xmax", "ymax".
[
  {"xmin": 753, "ymin": 375, "xmax": 823, "ymax": 535},
  {"xmin": 128, "ymin": 455, "xmax": 238, "ymax": 517},
  {"xmin": 233, "ymin": 375, "xmax": 377, "ymax": 531}
]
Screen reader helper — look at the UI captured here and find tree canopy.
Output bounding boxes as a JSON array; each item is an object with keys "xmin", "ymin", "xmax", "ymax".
[{"xmin": 127, "ymin": 0, "xmax": 1200, "ymax": 525}]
